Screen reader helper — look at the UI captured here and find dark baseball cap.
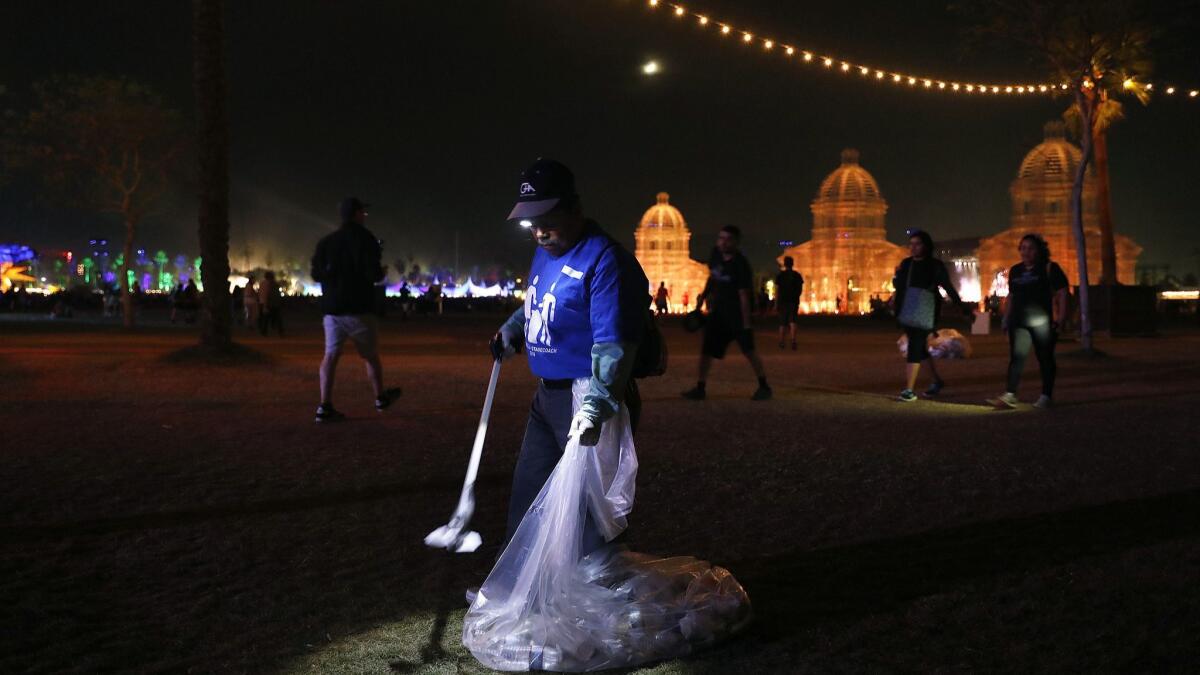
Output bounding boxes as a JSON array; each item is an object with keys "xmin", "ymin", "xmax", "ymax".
[
  {"xmin": 339, "ymin": 197, "xmax": 370, "ymax": 222},
  {"xmin": 507, "ymin": 159, "xmax": 576, "ymax": 221}
]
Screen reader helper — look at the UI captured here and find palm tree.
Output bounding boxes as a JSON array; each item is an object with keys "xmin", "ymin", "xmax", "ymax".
[{"xmin": 193, "ymin": 0, "xmax": 232, "ymax": 349}]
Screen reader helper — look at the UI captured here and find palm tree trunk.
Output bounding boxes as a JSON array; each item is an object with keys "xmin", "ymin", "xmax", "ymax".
[
  {"xmin": 121, "ymin": 220, "xmax": 136, "ymax": 328},
  {"xmin": 193, "ymin": 0, "xmax": 232, "ymax": 349},
  {"xmin": 1093, "ymin": 126, "xmax": 1118, "ymax": 285},
  {"xmin": 1071, "ymin": 86, "xmax": 1095, "ymax": 353}
]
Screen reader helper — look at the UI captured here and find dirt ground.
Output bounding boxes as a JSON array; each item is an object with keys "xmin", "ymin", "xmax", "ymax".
[{"xmin": 2, "ymin": 309, "xmax": 1198, "ymax": 674}]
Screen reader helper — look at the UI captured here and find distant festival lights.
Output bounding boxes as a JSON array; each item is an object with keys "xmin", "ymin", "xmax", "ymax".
[{"xmin": 638, "ymin": 0, "xmax": 1197, "ymax": 105}]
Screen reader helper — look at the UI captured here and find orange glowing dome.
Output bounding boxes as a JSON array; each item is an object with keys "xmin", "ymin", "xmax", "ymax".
[
  {"xmin": 780, "ymin": 149, "xmax": 906, "ymax": 315},
  {"xmin": 633, "ymin": 192, "xmax": 711, "ymax": 313},
  {"xmin": 816, "ymin": 149, "xmax": 884, "ymax": 204},
  {"xmin": 1016, "ymin": 122, "xmax": 1081, "ymax": 184},
  {"xmin": 640, "ymin": 192, "xmax": 687, "ymax": 230}
]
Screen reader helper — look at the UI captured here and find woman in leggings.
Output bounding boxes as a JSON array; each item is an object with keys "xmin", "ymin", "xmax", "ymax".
[
  {"xmin": 989, "ymin": 234, "xmax": 1069, "ymax": 409},
  {"xmin": 892, "ymin": 230, "xmax": 971, "ymax": 402}
]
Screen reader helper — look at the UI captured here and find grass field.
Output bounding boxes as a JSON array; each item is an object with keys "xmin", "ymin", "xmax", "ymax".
[{"xmin": 2, "ymin": 310, "xmax": 1198, "ymax": 673}]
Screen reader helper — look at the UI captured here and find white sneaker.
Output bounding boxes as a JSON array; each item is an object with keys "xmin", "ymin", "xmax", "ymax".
[
  {"xmin": 988, "ymin": 392, "xmax": 1019, "ymax": 409},
  {"xmin": 1033, "ymin": 395, "xmax": 1052, "ymax": 409}
]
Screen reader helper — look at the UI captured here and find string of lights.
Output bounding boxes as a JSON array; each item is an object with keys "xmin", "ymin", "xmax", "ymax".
[{"xmin": 641, "ymin": 0, "xmax": 1200, "ymax": 102}]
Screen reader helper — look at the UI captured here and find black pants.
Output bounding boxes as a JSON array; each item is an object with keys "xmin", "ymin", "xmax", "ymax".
[
  {"xmin": 258, "ymin": 308, "xmax": 283, "ymax": 336},
  {"xmin": 1007, "ymin": 321, "xmax": 1057, "ymax": 396},
  {"xmin": 504, "ymin": 380, "xmax": 640, "ymax": 556}
]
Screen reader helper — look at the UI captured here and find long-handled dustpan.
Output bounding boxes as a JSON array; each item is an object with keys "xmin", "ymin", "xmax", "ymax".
[{"xmin": 424, "ymin": 358, "xmax": 501, "ymax": 553}]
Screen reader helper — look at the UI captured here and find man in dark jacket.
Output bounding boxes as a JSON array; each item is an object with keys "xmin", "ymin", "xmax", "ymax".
[{"xmin": 310, "ymin": 197, "xmax": 398, "ymax": 422}]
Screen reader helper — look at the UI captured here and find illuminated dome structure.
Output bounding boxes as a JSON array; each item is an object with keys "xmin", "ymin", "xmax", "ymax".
[
  {"xmin": 977, "ymin": 122, "xmax": 1141, "ymax": 295},
  {"xmin": 779, "ymin": 149, "xmax": 906, "ymax": 313},
  {"xmin": 633, "ymin": 192, "xmax": 710, "ymax": 312}
]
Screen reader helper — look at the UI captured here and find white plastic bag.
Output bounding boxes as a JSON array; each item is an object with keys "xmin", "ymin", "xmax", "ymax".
[
  {"xmin": 462, "ymin": 380, "xmax": 751, "ymax": 671},
  {"xmin": 896, "ymin": 328, "xmax": 972, "ymax": 360}
]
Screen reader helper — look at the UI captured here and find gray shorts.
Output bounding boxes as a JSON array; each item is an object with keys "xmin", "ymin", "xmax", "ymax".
[{"xmin": 323, "ymin": 314, "xmax": 379, "ymax": 357}]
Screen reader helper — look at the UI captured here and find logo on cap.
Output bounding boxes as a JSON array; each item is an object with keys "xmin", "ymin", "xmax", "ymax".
[{"xmin": 519, "ymin": 182, "xmax": 537, "ymax": 196}]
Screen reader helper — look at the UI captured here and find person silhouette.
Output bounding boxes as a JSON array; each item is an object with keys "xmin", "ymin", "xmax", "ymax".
[
  {"xmin": 538, "ymin": 281, "xmax": 558, "ymax": 346},
  {"xmin": 525, "ymin": 276, "xmax": 543, "ymax": 346}
]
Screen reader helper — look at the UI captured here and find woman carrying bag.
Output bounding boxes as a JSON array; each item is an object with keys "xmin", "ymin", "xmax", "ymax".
[{"xmin": 891, "ymin": 229, "xmax": 972, "ymax": 402}]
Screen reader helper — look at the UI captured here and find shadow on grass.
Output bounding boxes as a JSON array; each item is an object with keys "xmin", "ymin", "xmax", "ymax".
[
  {"xmin": 161, "ymin": 340, "xmax": 274, "ymax": 367},
  {"xmin": 687, "ymin": 486, "xmax": 1200, "ymax": 670},
  {"xmin": 389, "ymin": 561, "xmax": 454, "ymax": 673}
]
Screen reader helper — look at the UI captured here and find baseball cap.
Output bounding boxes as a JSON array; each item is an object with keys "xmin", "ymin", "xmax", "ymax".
[
  {"xmin": 507, "ymin": 159, "xmax": 576, "ymax": 221},
  {"xmin": 339, "ymin": 197, "xmax": 370, "ymax": 222}
]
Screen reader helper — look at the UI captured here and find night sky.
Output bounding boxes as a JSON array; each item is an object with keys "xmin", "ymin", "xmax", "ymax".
[{"xmin": 3, "ymin": 1, "xmax": 1199, "ymax": 278}]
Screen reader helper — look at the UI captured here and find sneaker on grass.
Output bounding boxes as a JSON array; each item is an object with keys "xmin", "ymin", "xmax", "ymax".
[
  {"xmin": 924, "ymin": 379, "xmax": 945, "ymax": 397},
  {"xmin": 987, "ymin": 392, "xmax": 1019, "ymax": 409},
  {"xmin": 1033, "ymin": 394, "xmax": 1052, "ymax": 409},
  {"xmin": 375, "ymin": 387, "xmax": 403, "ymax": 411},
  {"xmin": 315, "ymin": 404, "xmax": 345, "ymax": 423},
  {"xmin": 751, "ymin": 385, "xmax": 773, "ymax": 401},
  {"xmin": 897, "ymin": 389, "xmax": 918, "ymax": 402},
  {"xmin": 681, "ymin": 386, "xmax": 706, "ymax": 401}
]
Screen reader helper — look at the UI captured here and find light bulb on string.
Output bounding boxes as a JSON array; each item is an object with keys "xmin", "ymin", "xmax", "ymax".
[
  {"xmin": 720, "ymin": 24, "xmax": 730, "ymax": 35},
  {"xmin": 742, "ymin": 32, "xmax": 753, "ymax": 43},
  {"xmin": 803, "ymin": 52, "xmax": 813, "ymax": 62},
  {"xmin": 785, "ymin": 46, "xmax": 794, "ymax": 55},
  {"xmin": 698, "ymin": 15, "xmax": 708, "ymax": 25},
  {"xmin": 764, "ymin": 39, "xmax": 774, "ymax": 50},
  {"xmin": 823, "ymin": 57, "xmax": 833, "ymax": 67},
  {"xmin": 674, "ymin": 5, "xmax": 685, "ymax": 16}
]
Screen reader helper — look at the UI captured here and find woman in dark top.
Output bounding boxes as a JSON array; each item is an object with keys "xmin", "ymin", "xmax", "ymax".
[
  {"xmin": 989, "ymin": 234, "xmax": 1069, "ymax": 409},
  {"xmin": 891, "ymin": 230, "xmax": 972, "ymax": 402}
]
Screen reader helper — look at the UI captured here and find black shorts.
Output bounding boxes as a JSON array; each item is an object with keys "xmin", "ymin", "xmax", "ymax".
[
  {"xmin": 904, "ymin": 327, "xmax": 931, "ymax": 363},
  {"xmin": 778, "ymin": 302, "xmax": 798, "ymax": 327},
  {"xmin": 703, "ymin": 323, "xmax": 756, "ymax": 359}
]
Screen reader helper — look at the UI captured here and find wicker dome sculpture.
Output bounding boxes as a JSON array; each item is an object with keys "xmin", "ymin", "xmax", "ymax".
[
  {"xmin": 633, "ymin": 192, "xmax": 711, "ymax": 313},
  {"xmin": 779, "ymin": 149, "xmax": 906, "ymax": 314},
  {"xmin": 977, "ymin": 122, "xmax": 1141, "ymax": 296}
]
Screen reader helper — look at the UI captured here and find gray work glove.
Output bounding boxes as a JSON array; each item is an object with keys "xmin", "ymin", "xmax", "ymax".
[{"xmin": 489, "ymin": 321, "xmax": 523, "ymax": 361}]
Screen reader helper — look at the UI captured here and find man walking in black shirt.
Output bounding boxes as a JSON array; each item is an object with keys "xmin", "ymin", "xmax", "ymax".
[
  {"xmin": 682, "ymin": 225, "xmax": 771, "ymax": 401},
  {"xmin": 310, "ymin": 197, "xmax": 399, "ymax": 422},
  {"xmin": 774, "ymin": 256, "xmax": 804, "ymax": 350}
]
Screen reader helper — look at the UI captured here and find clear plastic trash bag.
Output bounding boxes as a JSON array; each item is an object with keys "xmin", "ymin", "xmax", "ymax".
[
  {"xmin": 896, "ymin": 328, "xmax": 973, "ymax": 360},
  {"xmin": 463, "ymin": 380, "xmax": 752, "ymax": 672}
]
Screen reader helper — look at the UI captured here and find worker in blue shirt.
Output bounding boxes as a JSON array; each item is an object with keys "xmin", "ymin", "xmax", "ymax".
[{"xmin": 489, "ymin": 158, "xmax": 649, "ymax": 556}]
